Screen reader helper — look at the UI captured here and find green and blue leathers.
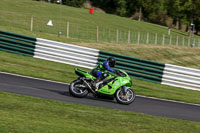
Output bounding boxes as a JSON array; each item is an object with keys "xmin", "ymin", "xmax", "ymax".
[{"xmin": 69, "ymin": 67, "xmax": 136, "ymax": 105}]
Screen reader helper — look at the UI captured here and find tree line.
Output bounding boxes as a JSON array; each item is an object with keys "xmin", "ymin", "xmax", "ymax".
[{"xmin": 37, "ymin": 0, "xmax": 200, "ymax": 35}]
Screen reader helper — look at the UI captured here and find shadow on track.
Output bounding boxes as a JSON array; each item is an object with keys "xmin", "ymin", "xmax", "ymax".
[{"xmin": 36, "ymin": 87, "xmax": 119, "ymax": 104}]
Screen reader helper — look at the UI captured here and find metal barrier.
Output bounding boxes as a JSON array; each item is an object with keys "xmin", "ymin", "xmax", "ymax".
[
  {"xmin": 0, "ymin": 30, "xmax": 200, "ymax": 91},
  {"xmin": 162, "ymin": 64, "xmax": 200, "ymax": 91},
  {"xmin": 35, "ymin": 38, "xmax": 99, "ymax": 69},
  {"xmin": 0, "ymin": 30, "xmax": 36, "ymax": 56},
  {"xmin": 98, "ymin": 51, "xmax": 165, "ymax": 83}
]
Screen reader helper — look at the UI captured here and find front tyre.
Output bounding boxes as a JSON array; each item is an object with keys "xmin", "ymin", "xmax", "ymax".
[
  {"xmin": 69, "ymin": 80, "xmax": 88, "ymax": 98},
  {"xmin": 115, "ymin": 88, "xmax": 136, "ymax": 105}
]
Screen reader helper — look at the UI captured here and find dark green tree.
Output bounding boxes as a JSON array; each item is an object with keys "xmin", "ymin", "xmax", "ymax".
[
  {"xmin": 91, "ymin": 0, "xmax": 127, "ymax": 16},
  {"xmin": 183, "ymin": 0, "xmax": 200, "ymax": 34},
  {"xmin": 126, "ymin": 0, "xmax": 168, "ymax": 25},
  {"xmin": 114, "ymin": 0, "xmax": 127, "ymax": 16}
]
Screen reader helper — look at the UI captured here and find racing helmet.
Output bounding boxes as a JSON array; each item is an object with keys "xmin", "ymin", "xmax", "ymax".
[{"xmin": 107, "ymin": 57, "xmax": 116, "ymax": 67}]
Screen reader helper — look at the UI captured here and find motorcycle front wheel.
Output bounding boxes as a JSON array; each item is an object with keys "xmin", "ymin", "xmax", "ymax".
[
  {"xmin": 115, "ymin": 88, "xmax": 136, "ymax": 105},
  {"xmin": 69, "ymin": 80, "xmax": 89, "ymax": 98}
]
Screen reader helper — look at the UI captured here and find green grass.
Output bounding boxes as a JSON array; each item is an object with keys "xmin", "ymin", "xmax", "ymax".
[
  {"xmin": 0, "ymin": 0, "xmax": 200, "ymax": 45},
  {"xmin": 1, "ymin": 51, "xmax": 200, "ymax": 104},
  {"xmin": 0, "ymin": 91, "xmax": 200, "ymax": 133},
  {"xmin": 0, "ymin": 0, "xmax": 200, "ymax": 131},
  {"xmin": 0, "ymin": 0, "xmax": 200, "ymax": 104},
  {"xmin": 134, "ymin": 79, "xmax": 200, "ymax": 104}
]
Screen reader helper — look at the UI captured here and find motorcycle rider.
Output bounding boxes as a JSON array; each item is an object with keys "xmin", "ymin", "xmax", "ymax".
[{"xmin": 91, "ymin": 57, "xmax": 117, "ymax": 91}]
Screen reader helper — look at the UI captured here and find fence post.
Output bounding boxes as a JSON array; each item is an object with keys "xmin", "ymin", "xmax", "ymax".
[
  {"xmin": 146, "ymin": 32, "xmax": 149, "ymax": 44},
  {"xmin": 193, "ymin": 38, "xmax": 195, "ymax": 47},
  {"xmin": 124, "ymin": 31, "xmax": 127, "ymax": 42},
  {"xmin": 96, "ymin": 26, "xmax": 99, "ymax": 42},
  {"xmin": 182, "ymin": 36, "xmax": 185, "ymax": 46},
  {"xmin": 102, "ymin": 28, "xmax": 105, "ymax": 38},
  {"xmin": 137, "ymin": 32, "xmax": 140, "ymax": 44},
  {"xmin": 120, "ymin": 31, "xmax": 122, "ymax": 42},
  {"xmin": 199, "ymin": 39, "xmax": 200, "ymax": 47},
  {"xmin": 176, "ymin": 36, "xmax": 179, "ymax": 46},
  {"xmin": 162, "ymin": 34, "xmax": 165, "ymax": 45},
  {"xmin": 169, "ymin": 36, "xmax": 172, "ymax": 45},
  {"xmin": 30, "ymin": 16, "xmax": 33, "ymax": 31},
  {"xmin": 155, "ymin": 33, "xmax": 157, "ymax": 45},
  {"xmin": 188, "ymin": 37, "xmax": 190, "ymax": 47},
  {"xmin": 116, "ymin": 29, "xmax": 119, "ymax": 43},
  {"xmin": 128, "ymin": 30, "xmax": 131, "ymax": 44},
  {"xmin": 66, "ymin": 21, "xmax": 69, "ymax": 38}
]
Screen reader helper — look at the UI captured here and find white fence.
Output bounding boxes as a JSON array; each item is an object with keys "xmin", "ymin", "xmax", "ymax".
[
  {"xmin": 162, "ymin": 64, "xmax": 200, "ymax": 91},
  {"xmin": 34, "ymin": 38, "xmax": 99, "ymax": 69}
]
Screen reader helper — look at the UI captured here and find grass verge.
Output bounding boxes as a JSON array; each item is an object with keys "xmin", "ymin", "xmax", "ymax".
[
  {"xmin": 1, "ymin": 0, "xmax": 197, "ymax": 37},
  {"xmin": 1, "ymin": 51, "xmax": 200, "ymax": 104},
  {"xmin": 1, "ymin": 0, "xmax": 200, "ymax": 47},
  {"xmin": 0, "ymin": 91, "xmax": 200, "ymax": 133}
]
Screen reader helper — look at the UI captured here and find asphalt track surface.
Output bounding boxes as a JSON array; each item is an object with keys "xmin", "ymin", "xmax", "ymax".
[{"xmin": 0, "ymin": 72, "xmax": 200, "ymax": 122}]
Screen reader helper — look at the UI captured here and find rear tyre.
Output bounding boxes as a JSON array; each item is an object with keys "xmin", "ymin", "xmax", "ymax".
[
  {"xmin": 115, "ymin": 88, "xmax": 136, "ymax": 105},
  {"xmin": 69, "ymin": 80, "xmax": 88, "ymax": 98}
]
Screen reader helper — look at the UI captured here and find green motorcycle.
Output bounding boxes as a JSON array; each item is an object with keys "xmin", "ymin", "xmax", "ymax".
[{"xmin": 69, "ymin": 68, "xmax": 136, "ymax": 105}]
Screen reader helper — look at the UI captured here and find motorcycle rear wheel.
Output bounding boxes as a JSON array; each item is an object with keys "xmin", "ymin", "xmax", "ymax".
[
  {"xmin": 115, "ymin": 88, "xmax": 136, "ymax": 105},
  {"xmin": 69, "ymin": 80, "xmax": 88, "ymax": 98}
]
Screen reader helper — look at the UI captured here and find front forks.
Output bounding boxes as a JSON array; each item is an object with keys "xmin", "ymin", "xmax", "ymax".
[{"xmin": 122, "ymin": 86, "xmax": 128, "ymax": 95}]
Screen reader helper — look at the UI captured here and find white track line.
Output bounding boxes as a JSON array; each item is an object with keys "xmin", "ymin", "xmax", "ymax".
[
  {"xmin": 1, "ymin": 71, "xmax": 200, "ymax": 107},
  {"xmin": 0, "ymin": 71, "xmax": 69, "ymax": 85},
  {"xmin": 136, "ymin": 95, "xmax": 200, "ymax": 107}
]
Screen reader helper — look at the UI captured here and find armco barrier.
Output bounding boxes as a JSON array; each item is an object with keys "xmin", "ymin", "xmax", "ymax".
[
  {"xmin": 162, "ymin": 64, "xmax": 200, "ymax": 91},
  {"xmin": 35, "ymin": 38, "xmax": 165, "ymax": 83},
  {"xmin": 98, "ymin": 51, "xmax": 165, "ymax": 83},
  {"xmin": 0, "ymin": 30, "xmax": 36, "ymax": 56},
  {"xmin": 35, "ymin": 38, "xmax": 99, "ymax": 69},
  {"xmin": 0, "ymin": 30, "xmax": 200, "ymax": 91}
]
